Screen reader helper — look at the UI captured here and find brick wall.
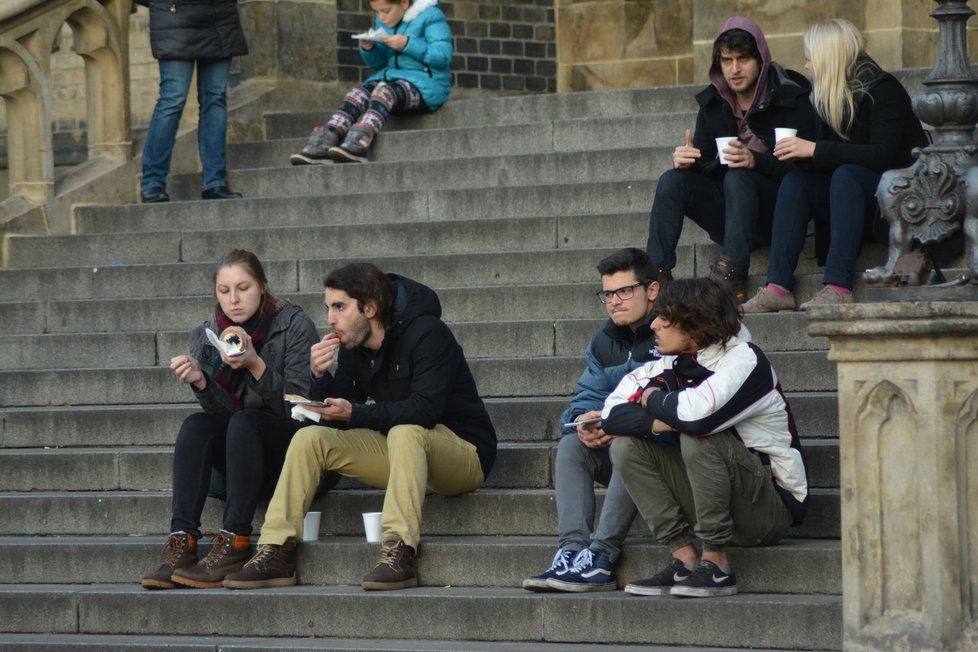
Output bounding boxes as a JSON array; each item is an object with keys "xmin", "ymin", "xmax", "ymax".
[{"xmin": 335, "ymin": 0, "xmax": 557, "ymax": 94}]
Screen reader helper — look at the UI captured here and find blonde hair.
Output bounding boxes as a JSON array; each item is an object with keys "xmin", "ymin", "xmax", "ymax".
[{"xmin": 803, "ymin": 19, "xmax": 872, "ymax": 139}]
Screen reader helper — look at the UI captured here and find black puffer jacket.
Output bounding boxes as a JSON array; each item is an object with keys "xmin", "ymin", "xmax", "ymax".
[
  {"xmin": 311, "ymin": 275, "xmax": 497, "ymax": 478},
  {"xmin": 143, "ymin": 0, "xmax": 248, "ymax": 61}
]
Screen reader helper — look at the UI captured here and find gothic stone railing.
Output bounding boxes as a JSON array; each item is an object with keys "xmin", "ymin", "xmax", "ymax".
[{"xmin": 0, "ymin": 0, "xmax": 132, "ymax": 220}]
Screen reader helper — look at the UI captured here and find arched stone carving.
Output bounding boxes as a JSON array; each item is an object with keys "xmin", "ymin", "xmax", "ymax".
[
  {"xmin": 854, "ymin": 381, "xmax": 923, "ymax": 622},
  {"xmin": 0, "ymin": 0, "xmax": 131, "ymax": 211}
]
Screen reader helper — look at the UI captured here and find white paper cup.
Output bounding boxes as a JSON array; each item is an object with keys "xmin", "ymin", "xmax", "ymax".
[
  {"xmin": 774, "ymin": 127, "xmax": 797, "ymax": 142},
  {"xmin": 302, "ymin": 511, "xmax": 321, "ymax": 542},
  {"xmin": 362, "ymin": 511, "xmax": 383, "ymax": 544},
  {"xmin": 715, "ymin": 137, "xmax": 738, "ymax": 164}
]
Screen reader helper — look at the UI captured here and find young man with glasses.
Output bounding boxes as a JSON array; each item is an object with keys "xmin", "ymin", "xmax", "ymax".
[
  {"xmin": 645, "ymin": 16, "xmax": 815, "ymax": 302},
  {"xmin": 523, "ymin": 248, "xmax": 670, "ymax": 592}
]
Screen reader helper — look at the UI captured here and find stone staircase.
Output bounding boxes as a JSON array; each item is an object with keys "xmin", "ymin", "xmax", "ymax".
[{"xmin": 0, "ymin": 85, "xmax": 854, "ymax": 650}]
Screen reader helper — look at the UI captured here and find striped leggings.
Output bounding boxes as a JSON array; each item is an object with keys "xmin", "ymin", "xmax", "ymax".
[{"xmin": 327, "ymin": 79, "xmax": 425, "ymax": 138}]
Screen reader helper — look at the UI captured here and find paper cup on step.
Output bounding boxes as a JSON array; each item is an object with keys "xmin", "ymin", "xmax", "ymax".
[
  {"xmin": 302, "ymin": 511, "xmax": 321, "ymax": 542},
  {"xmin": 362, "ymin": 511, "xmax": 383, "ymax": 544},
  {"xmin": 774, "ymin": 127, "xmax": 797, "ymax": 142},
  {"xmin": 715, "ymin": 137, "xmax": 738, "ymax": 164}
]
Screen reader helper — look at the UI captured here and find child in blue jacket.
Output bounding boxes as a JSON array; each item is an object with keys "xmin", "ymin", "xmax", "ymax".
[{"xmin": 291, "ymin": 0, "xmax": 452, "ymax": 164}]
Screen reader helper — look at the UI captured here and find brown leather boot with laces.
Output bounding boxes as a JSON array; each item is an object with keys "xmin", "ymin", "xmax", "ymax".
[
  {"xmin": 362, "ymin": 536, "xmax": 418, "ymax": 591},
  {"xmin": 170, "ymin": 530, "xmax": 251, "ymax": 588},
  {"xmin": 223, "ymin": 539, "xmax": 298, "ymax": 589},
  {"xmin": 141, "ymin": 532, "xmax": 198, "ymax": 590},
  {"xmin": 707, "ymin": 256, "xmax": 747, "ymax": 303}
]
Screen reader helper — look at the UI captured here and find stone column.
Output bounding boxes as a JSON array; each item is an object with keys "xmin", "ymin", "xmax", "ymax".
[{"xmin": 808, "ymin": 302, "xmax": 978, "ymax": 651}]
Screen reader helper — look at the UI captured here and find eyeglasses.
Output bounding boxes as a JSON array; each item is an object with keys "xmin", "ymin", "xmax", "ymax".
[{"xmin": 596, "ymin": 282, "xmax": 646, "ymax": 304}]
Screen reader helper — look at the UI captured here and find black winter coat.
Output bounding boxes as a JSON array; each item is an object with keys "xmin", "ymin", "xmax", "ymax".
[
  {"xmin": 143, "ymin": 0, "xmax": 248, "ymax": 61},
  {"xmin": 690, "ymin": 63, "xmax": 817, "ymax": 182},
  {"xmin": 311, "ymin": 275, "xmax": 497, "ymax": 478}
]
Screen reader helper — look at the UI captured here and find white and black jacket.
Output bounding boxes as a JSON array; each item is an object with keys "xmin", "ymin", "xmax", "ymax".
[{"xmin": 601, "ymin": 335, "xmax": 808, "ymax": 524}]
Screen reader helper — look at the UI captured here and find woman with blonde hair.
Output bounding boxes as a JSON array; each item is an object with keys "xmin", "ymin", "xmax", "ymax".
[{"xmin": 743, "ymin": 18, "xmax": 927, "ymax": 311}]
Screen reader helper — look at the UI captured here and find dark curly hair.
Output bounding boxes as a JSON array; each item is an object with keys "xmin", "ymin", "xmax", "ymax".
[
  {"xmin": 653, "ymin": 278, "xmax": 742, "ymax": 349},
  {"xmin": 324, "ymin": 262, "xmax": 394, "ymax": 326}
]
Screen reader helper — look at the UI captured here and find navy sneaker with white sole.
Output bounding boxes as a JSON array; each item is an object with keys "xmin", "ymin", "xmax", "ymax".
[
  {"xmin": 522, "ymin": 548, "xmax": 575, "ymax": 592},
  {"xmin": 545, "ymin": 548, "xmax": 617, "ymax": 592}
]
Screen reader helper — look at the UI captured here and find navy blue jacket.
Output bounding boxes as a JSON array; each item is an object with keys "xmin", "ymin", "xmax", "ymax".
[{"xmin": 144, "ymin": 0, "xmax": 248, "ymax": 61}]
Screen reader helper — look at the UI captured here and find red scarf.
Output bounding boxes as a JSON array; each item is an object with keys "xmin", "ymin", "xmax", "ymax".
[{"xmin": 213, "ymin": 297, "xmax": 277, "ymax": 407}]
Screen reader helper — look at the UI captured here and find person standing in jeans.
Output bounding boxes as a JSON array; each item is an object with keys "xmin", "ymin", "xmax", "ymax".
[{"xmin": 136, "ymin": 0, "xmax": 247, "ymax": 203}]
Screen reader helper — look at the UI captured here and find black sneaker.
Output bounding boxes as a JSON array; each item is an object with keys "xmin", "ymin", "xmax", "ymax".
[
  {"xmin": 291, "ymin": 126, "xmax": 340, "ymax": 165},
  {"xmin": 521, "ymin": 548, "xmax": 574, "ymax": 592},
  {"xmin": 328, "ymin": 127, "xmax": 373, "ymax": 163},
  {"xmin": 624, "ymin": 559, "xmax": 691, "ymax": 596},
  {"xmin": 670, "ymin": 560, "xmax": 737, "ymax": 597}
]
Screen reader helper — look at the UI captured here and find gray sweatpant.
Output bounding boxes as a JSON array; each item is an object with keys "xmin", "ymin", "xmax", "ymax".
[
  {"xmin": 610, "ymin": 431, "xmax": 793, "ymax": 553},
  {"xmin": 554, "ymin": 434, "xmax": 638, "ymax": 562}
]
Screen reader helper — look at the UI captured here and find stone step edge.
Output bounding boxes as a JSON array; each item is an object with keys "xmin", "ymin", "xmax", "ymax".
[{"xmin": 0, "ymin": 632, "xmax": 760, "ymax": 652}]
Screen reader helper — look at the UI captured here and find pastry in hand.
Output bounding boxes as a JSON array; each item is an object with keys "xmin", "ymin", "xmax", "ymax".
[{"xmin": 220, "ymin": 326, "xmax": 247, "ymax": 355}]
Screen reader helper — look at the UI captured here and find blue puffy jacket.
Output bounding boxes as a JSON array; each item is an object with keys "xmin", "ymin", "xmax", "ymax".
[{"xmin": 360, "ymin": 0, "xmax": 452, "ymax": 111}]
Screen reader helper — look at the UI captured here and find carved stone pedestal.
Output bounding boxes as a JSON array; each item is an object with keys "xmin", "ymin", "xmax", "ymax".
[{"xmin": 808, "ymin": 302, "xmax": 978, "ymax": 651}]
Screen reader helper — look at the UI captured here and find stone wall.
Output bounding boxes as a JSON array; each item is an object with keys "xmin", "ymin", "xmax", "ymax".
[
  {"xmin": 2, "ymin": 0, "xmax": 972, "ymax": 159},
  {"xmin": 336, "ymin": 0, "xmax": 558, "ymax": 93}
]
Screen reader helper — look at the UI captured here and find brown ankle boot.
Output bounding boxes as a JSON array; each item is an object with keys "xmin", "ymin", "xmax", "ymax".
[
  {"xmin": 707, "ymin": 256, "xmax": 747, "ymax": 303},
  {"xmin": 361, "ymin": 536, "xmax": 418, "ymax": 591},
  {"xmin": 141, "ymin": 532, "xmax": 198, "ymax": 590},
  {"xmin": 223, "ymin": 539, "xmax": 298, "ymax": 589},
  {"xmin": 171, "ymin": 530, "xmax": 251, "ymax": 588}
]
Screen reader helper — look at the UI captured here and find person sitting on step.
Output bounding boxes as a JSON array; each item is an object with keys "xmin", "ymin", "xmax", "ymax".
[
  {"xmin": 141, "ymin": 249, "xmax": 319, "ymax": 590},
  {"xmin": 223, "ymin": 262, "xmax": 497, "ymax": 591},
  {"xmin": 523, "ymin": 248, "xmax": 669, "ymax": 594},
  {"xmin": 645, "ymin": 16, "xmax": 816, "ymax": 302},
  {"xmin": 603, "ymin": 278, "xmax": 808, "ymax": 598},
  {"xmin": 289, "ymin": 0, "xmax": 452, "ymax": 165},
  {"xmin": 742, "ymin": 18, "xmax": 928, "ymax": 312}
]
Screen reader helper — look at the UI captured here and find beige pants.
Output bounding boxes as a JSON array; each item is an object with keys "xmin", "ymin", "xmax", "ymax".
[{"xmin": 258, "ymin": 423, "xmax": 484, "ymax": 548}]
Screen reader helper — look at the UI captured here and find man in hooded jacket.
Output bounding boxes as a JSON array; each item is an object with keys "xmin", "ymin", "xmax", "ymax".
[
  {"xmin": 645, "ymin": 16, "xmax": 817, "ymax": 302},
  {"xmin": 224, "ymin": 262, "xmax": 496, "ymax": 591}
]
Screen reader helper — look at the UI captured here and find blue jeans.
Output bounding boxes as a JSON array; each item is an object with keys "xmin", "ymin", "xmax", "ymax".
[
  {"xmin": 646, "ymin": 168, "xmax": 780, "ymax": 277},
  {"xmin": 766, "ymin": 165, "xmax": 882, "ymax": 291},
  {"xmin": 142, "ymin": 58, "xmax": 232, "ymax": 193}
]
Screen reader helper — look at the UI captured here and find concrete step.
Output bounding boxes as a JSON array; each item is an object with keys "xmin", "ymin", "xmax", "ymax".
[
  {"xmin": 0, "ymin": 442, "xmax": 553, "ymax": 492},
  {"xmin": 0, "ymin": 584, "xmax": 842, "ymax": 650},
  {"xmin": 0, "ymin": 535, "xmax": 840, "ymax": 594},
  {"xmin": 227, "ymin": 115, "xmax": 687, "ymax": 172},
  {"xmin": 0, "ymin": 438, "xmax": 840, "ymax": 492},
  {"xmin": 71, "ymin": 179, "xmax": 656, "ymax": 235},
  {"xmin": 0, "ymin": 350, "xmax": 836, "ymax": 407},
  {"xmin": 0, "ymin": 392, "xmax": 839, "ymax": 449},
  {"xmin": 0, "ymin": 308, "xmax": 830, "ymax": 371},
  {"xmin": 4, "ymin": 212, "xmax": 663, "ymax": 271},
  {"xmin": 0, "ymin": 487, "xmax": 840, "ymax": 539},
  {"xmin": 263, "ymin": 86, "xmax": 703, "ymax": 137},
  {"xmin": 0, "ymin": 632, "xmax": 777, "ymax": 652},
  {"xmin": 175, "ymin": 145, "xmax": 675, "ymax": 203}
]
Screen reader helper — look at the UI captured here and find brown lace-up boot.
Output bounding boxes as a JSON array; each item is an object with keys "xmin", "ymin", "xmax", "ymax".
[
  {"xmin": 361, "ymin": 536, "xmax": 418, "ymax": 591},
  {"xmin": 707, "ymin": 256, "xmax": 747, "ymax": 303},
  {"xmin": 141, "ymin": 532, "xmax": 198, "ymax": 590},
  {"xmin": 223, "ymin": 539, "xmax": 297, "ymax": 589},
  {"xmin": 170, "ymin": 530, "xmax": 251, "ymax": 588}
]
